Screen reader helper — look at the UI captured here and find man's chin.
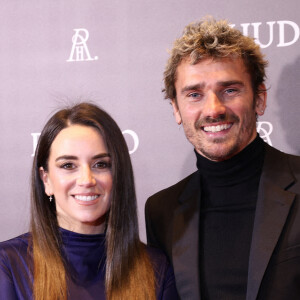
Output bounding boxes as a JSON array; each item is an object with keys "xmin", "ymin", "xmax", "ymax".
[{"xmin": 197, "ymin": 143, "xmax": 240, "ymax": 162}]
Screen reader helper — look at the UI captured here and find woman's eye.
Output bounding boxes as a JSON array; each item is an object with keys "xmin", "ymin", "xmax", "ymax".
[
  {"xmin": 61, "ymin": 163, "xmax": 75, "ymax": 170},
  {"xmin": 94, "ymin": 161, "xmax": 111, "ymax": 169}
]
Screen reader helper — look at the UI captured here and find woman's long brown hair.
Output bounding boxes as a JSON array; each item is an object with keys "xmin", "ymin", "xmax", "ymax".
[{"xmin": 30, "ymin": 103, "xmax": 156, "ymax": 300}]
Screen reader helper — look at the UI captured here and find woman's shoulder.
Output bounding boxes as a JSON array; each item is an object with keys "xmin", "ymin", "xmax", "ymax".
[
  {"xmin": 0, "ymin": 233, "xmax": 33, "ymax": 299},
  {"xmin": 0, "ymin": 233, "xmax": 31, "ymax": 247},
  {"xmin": 146, "ymin": 245, "xmax": 169, "ymax": 266},
  {"xmin": 145, "ymin": 245, "xmax": 180, "ymax": 299},
  {"xmin": 0, "ymin": 233, "xmax": 31, "ymax": 259},
  {"xmin": 145, "ymin": 245, "xmax": 173, "ymax": 279}
]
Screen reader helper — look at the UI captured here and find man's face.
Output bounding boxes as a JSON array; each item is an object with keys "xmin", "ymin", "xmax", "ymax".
[{"xmin": 172, "ymin": 57, "xmax": 266, "ymax": 161}]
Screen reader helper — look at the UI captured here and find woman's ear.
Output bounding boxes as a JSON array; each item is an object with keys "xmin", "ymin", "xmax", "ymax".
[
  {"xmin": 255, "ymin": 84, "xmax": 267, "ymax": 116},
  {"xmin": 39, "ymin": 167, "xmax": 53, "ymax": 196}
]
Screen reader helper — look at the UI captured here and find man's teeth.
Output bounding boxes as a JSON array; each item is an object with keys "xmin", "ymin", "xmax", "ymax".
[
  {"xmin": 203, "ymin": 124, "xmax": 232, "ymax": 132},
  {"xmin": 74, "ymin": 195, "xmax": 99, "ymax": 201}
]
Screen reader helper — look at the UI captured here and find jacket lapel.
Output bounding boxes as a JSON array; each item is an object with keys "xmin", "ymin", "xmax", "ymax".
[
  {"xmin": 246, "ymin": 146, "xmax": 296, "ymax": 300},
  {"xmin": 172, "ymin": 171, "xmax": 201, "ymax": 300}
]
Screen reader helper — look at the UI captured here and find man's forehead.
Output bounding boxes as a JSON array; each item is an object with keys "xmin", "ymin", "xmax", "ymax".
[
  {"xmin": 180, "ymin": 55, "xmax": 244, "ymax": 68},
  {"xmin": 175, "ymin": 56, "xmax": 248, "ymax": 80}
]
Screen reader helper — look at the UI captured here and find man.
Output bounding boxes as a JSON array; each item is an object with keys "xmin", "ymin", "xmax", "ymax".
[{"xmin": 145, "ymin": 17, "xmax": 300, "ymax": 300}]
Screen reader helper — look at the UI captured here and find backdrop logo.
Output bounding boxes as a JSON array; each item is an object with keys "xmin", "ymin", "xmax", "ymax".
[
  {"xmin": 232, "ymin": 21, "xmax": 299, "ymax": 48},
  {"xmin": 31, "ymin": 130, "xmax": 139, "ymax": 156},
  {"xmin": 67, "ymin": 28, "xmax": 98, "ymax": 62},
  {"xmin": 122, "ymin": 130, "xmax": 139, "ymax": 154},
  {"xmin": 257, "ymin": 121, "xmax": 273, "ymax": 145}
]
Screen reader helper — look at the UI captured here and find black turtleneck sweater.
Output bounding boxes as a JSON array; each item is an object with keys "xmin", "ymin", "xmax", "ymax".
[{"xmin": 196, "ymin": 135, "xmax": 265, "ymax": 300}]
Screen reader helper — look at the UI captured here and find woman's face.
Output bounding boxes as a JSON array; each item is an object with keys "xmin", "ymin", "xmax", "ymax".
[{"xmin": 40, "ymin": 124, "xmax": 113, "ymax": 234}]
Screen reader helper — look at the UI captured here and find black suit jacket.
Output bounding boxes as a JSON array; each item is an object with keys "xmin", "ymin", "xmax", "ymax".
[{"xmin": 145, "ymin": 144, "xmax": 300, "ymax": 300}]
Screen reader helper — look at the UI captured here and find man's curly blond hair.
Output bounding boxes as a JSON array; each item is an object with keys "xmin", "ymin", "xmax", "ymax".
[{"xmin": 164, "ymin": 17, "xmax": 268, "ymax": 101}]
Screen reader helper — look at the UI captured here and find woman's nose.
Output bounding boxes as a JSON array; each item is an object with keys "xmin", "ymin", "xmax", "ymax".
[{"xmin": 77, "ymin": 167, "xmax": 96, "ymax": 187}]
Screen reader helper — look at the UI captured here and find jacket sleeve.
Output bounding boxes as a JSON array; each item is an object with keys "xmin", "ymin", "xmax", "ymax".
[{"xmin": 145, "ymin": 196, "xmax": 160, "ymax": 248}]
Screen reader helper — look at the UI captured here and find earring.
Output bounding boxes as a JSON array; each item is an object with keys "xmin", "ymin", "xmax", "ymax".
[{"xmin": 49, "ymin": 195, "xmax": 52, "ymax": 202}]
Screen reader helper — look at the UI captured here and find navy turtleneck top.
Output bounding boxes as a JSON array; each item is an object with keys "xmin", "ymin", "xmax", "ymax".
[
  {"xmin": 0, "ymin": 228, "xmax": 179, "ymax": 299},
  {"xmin": 196, "ymin": 135, "xmax": 265, "ymax": 300}
]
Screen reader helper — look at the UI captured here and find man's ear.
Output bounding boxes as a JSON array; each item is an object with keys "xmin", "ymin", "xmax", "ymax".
[
  {"xmin": 171, "ymin": 99, "xmax": 182, "ymax": 125},
  {"xmin": 39, "ymin": 167, "xmax": 53, "ymax": 196},
  {"xmin": 255, "ymin": 84, "xmax": 267, "ymax": 116}
]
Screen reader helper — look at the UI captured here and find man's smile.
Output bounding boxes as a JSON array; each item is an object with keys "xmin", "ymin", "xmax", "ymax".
[{"xmin": 203, "ymin": 123, "xmax": 232, "ymax": 133}]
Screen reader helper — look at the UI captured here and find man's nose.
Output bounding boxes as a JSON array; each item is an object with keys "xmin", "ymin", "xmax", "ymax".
[
  {"xmin": 77, "ymin": 167, "xmax": 96, "ymax": 187},
  {"xmin": 202, "ymin": 92, "xmax": 226, "ymax": 118}
]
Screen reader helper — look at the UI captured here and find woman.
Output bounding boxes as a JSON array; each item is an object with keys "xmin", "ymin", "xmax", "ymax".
[{"xmin": 0, "ymin": 103, "xmax": 179, "ymax": 300}]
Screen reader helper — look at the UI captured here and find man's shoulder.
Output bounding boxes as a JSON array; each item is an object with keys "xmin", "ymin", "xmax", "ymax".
[
  {"xmin": 282, "ymin": 151, "xmax": 300, "ymax": 180},
  {"xmin": 146, "ymin": 171, "xmax": 198, "ymax": 211},
  {"xmin": 265, "ymin": 143, "xmax": 299, "ymax": 159},
  {"xmin": 284, "ymin": 151, "xmax": 300, "ymax": 173},
  {"xmin": 145, "ymin": 171, "xmax": 199, "ymax": 251},
  {"xmin": 265, "ymin": 144, "xmax": 300, "ymax": 173}
]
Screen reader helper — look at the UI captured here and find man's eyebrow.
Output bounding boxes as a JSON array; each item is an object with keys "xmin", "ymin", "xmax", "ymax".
[
  {"xmin": 181, "ymin": 83, "xmax": 205, "ymax": 94},
  {"xmin": 55, "ymin": 153, "xmax": 110, "ymax": 162},
  {"xmin": 217, "ymin": 80, "xmax": 244, "ymax": 87},
  {"xmin": 180, "ymin": 80, "xmax": 244, "ymax": 95}
]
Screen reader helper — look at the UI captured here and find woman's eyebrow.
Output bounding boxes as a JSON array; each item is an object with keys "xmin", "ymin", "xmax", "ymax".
[
  {"xmin": 55, "ymin": 155, "xmax": 77, "ymax": 162},
  {"xmin": 92, "ymin": 153, "xmax": 111, "ymax": 159},
  {"xmin": 55, "ymin": 153, "xmax": 110, "ymax": 162}
]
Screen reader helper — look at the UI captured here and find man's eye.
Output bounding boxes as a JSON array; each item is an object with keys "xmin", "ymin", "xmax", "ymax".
[
  {"xmin": 225, "ymin": 88, "xmax": 237, "ymax": 95},
  {"xmin": 187, "ymin": 92, "xmax": 202, "ymax": 100},
  {"xmin": 188, "ymin": 92, "xmax": 200, "ymax": 98}
]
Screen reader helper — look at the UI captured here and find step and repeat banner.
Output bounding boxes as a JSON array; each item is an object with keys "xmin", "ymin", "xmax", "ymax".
[{"xmin": 0, "ymin": 0, "xmax": 299, "ymax": 242}]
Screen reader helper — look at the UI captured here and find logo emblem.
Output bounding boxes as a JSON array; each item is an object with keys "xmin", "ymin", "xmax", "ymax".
[
  {"xmin": 232, "ymin": 21, "xmax": 299, "ymax": 48},
  {"xmin": 67, "ymin": 28, "xmax": 98, "ymax": 62},
  {"xmin": 257, "ymin": 121, "xmax": 273, "ymax": 145}
]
